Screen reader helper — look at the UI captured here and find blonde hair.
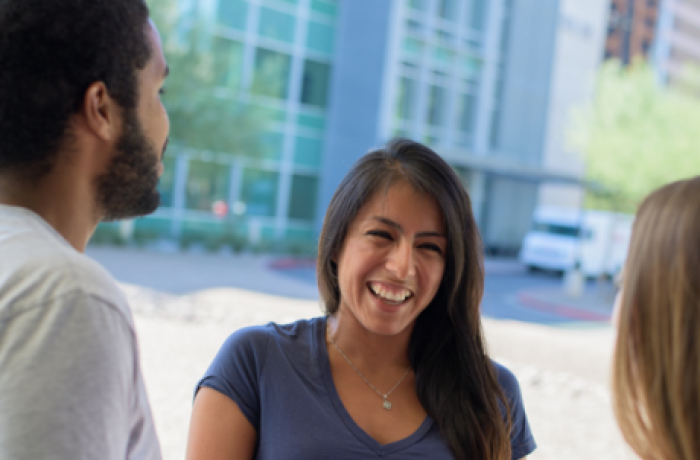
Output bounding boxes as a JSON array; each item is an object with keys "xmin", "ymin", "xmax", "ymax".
[{"xmin": 613, "ymin": 176, "xmax": 700, "ymax": 460}]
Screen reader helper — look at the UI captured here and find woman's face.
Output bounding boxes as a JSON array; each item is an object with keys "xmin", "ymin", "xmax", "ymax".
[{"xmin": 334, "ymin": 181, "xmax": 447, "ymax": 336}]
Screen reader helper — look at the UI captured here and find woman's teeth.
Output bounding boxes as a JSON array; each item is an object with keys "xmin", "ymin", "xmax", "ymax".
[{"xmin": 369, "ymin": 283, "xmax": 412, "ymax": 303}]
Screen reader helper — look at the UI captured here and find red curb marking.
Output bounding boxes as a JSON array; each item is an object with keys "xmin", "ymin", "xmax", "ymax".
[
  {"xmin": 517, "ymin": 292, "xmax": 611, "ymax": 322},
  {"xmin": 269, "ymin": 258, "xmax": 317, "ymax": 270}
]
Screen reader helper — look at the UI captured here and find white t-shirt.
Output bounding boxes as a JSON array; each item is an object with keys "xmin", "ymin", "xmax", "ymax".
[{"xmin": 0, "ymin": 205, "xmax": 161, "ymax": 460}]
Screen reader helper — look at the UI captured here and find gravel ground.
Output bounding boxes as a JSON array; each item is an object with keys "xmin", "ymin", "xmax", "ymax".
[{"xmin": 127, "ymin": 283, "xmax": 637, "ymax": 460}]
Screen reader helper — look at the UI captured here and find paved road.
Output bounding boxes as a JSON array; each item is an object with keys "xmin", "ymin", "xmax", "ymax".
[
  {"xmin": 87, "ymin": 246, "xmax": 615, "ymax": 326},
  {"xmin": 279, "ymin": 263, "xmax": 614, "ymax": 326}
]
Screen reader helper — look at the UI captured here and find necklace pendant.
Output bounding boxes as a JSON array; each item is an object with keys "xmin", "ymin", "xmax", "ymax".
[{"xmin": 383, "ymin": 399, "xmax": 392, "ymax": 410}]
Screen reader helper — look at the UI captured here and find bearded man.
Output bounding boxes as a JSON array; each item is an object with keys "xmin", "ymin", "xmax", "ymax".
[{"xmin": 0, "ymin": 1, "xmax": 170, "ymax": 458}]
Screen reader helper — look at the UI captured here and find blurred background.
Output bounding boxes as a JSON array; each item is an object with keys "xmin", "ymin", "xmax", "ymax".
[
  {"xmin": 85, "ymin": 1, "xmax": 700, "ymax": 457},
  {"xmin": 92, "ymin": 0, "xmax": 699, "ymax": 261}
]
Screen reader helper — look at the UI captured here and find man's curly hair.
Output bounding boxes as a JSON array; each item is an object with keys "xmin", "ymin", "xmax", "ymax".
[{"xmin": 0, "ymin": 0, "xmax": 151, "ymax": 179}]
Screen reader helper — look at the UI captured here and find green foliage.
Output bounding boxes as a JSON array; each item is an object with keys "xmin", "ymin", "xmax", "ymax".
[
  {"xmin": 147, "ymin": 0, "xmax": 268, "ymax": 157},
  {"xmin": 571, "ymin": 60, "xmax": 700, "ymax": 212}
]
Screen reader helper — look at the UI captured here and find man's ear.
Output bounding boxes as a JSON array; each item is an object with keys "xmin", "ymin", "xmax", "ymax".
[{"xmin": 81, "ymin": 82, "xmax": 118, "ymax": 142}]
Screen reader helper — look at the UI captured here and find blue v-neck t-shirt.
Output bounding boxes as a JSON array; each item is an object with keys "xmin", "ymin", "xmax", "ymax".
[{"xmin": 196, "ymin": 317, "xmax": 536, "ymax": 459}]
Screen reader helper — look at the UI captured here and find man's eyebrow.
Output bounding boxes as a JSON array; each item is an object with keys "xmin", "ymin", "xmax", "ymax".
[{"xmin": 371, "ymin": 216, "xmax": 446, "ymax": 238}]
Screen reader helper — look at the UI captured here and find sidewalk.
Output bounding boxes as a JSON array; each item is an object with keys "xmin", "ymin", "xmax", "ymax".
[{"xmin": 86, "ymin": 246, "xmax": 629, "ymax": 459}]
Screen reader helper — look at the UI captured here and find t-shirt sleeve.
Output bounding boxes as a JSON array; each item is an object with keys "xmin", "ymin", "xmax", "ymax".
[
  {"xmin": 0, "ymin": 291, "xmax": 146, "ymax": 460},
  {"xmin": 493, "ymin": 361, "xmax": 537, "ymax": 459},
  {"xmin": 195, "ymin": 325, "xmax": 272, "ymax": 430}
]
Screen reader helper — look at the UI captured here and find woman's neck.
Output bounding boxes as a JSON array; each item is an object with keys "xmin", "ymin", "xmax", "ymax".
[{"xmin": 326, "ymin": 311, "xmax": 413, "ymax": 374}]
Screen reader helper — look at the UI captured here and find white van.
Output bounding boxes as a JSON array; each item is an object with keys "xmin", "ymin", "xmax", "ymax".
[{"xmin": 519, "ymin": 207, "xmax": 633, "ymax": 277}]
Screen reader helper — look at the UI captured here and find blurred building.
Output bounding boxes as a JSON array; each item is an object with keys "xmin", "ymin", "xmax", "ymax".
[
  {"xmin": 605, "ymin": 0, "xmax": 659, "ymax": 64},
  {"xmin": 652, "ymin": 0, "xmax": 700, "ymax": 85},
  {"xmin": 320, "ymin": 0, "xmax": 609, "ymax": 253},
  {"xmin": 126, "ymin": 0, "xmax": 609, "ymax": 254}
]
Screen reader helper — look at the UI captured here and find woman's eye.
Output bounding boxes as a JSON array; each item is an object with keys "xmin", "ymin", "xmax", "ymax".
[
  {"xmin": 420, "ymin": 243, "xmax": 443, "ymax": 255},
  {"xmin": 367, "ymin": 230, "xmax": 392, "ymax": 240},
  {"xmin": 159, "ymin": 87, "xmax": 166, "ymax": 95}
]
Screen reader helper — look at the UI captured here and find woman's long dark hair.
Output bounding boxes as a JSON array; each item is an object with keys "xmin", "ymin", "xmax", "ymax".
[{"xmin": 317, "ymin": 139, "xmax": 512, "ymax": 460}]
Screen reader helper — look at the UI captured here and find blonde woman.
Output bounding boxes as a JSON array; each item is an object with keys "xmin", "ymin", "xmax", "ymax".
[{"xmin": 613, "ymin": 176, "xmax": 700, "ymax": 460}]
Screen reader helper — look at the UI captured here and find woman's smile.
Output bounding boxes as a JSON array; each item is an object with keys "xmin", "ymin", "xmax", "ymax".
[{"xmin": 368, "ymin": 281, "xmax": 414, "ymax": 304}]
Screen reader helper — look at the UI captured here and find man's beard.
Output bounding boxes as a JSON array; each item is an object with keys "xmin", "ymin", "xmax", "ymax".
[{"xmin": 96, "ymin": 109, "xmax": 165, "ymax": 222}]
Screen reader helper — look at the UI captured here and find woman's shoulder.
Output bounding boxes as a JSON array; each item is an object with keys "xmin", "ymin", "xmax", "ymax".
[
  {"xmin": 221, "ymin": 316, "xmax": 325, "ymax": 350},
  {"xmin": 490, "ymin": 359, "xmax": 523, "ymax": 398}
]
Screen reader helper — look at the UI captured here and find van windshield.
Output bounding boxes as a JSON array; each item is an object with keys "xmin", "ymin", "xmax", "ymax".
[{"xmin": 532, "ymin": 222, "xmax": 580, "ymax": 237}]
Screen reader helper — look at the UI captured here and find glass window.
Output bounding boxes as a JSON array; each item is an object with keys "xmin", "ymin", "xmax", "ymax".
[
  {"xmin": 408, "ymin": 0, "xmax": 424, "ymax": 10},
  {"xmin": 533, "ymin": 222, "xmax": 581, "ymax": 238},
  {"xmin": 392, "ymin": 128, "xmax": 411, "ymax": 138},
  {"xmin": 259, "ymin": 131, "xmax": 284, "ymax": 161},
  {"xmin": 489, "ymin": 108, "xmax": 500, "ymax": 148},
  {"xmin": 402, "ymin": 37, "xmax": 424, "ymax": 57},
  {"xmin": 458, "ymin": 93, "xmax": 476, "ymax": 134},
  {"xmin": 427, "ymin": 85, "xmax": 446, "ymax": 126},
  {"xmin": 469, "ymin": 0, "xmax": 486, "ymax": 31},
  {"xmin": 306, "ymin": 21, "xmax": 335, "ymax": 54},
  {"xmin": 213, "ymin": 38, "xmax": 244, "ymax": 88},
  {"xmin": 294, "ymin": 136, "xmax": 323, "ymax": 167},
  {"xmin": 217, "ymin": 0, "xmax": 248, "ymax": 31},
  {"xmin": 499, "ymin": 12, "xmax": 511, "ymax": 53},
  {"xmin": 437, "ymin": 30, "xmax": 453, "ymax": 42},
  {"xmin": 288, "ymin": 175, "xmax": 318, "ymax": 220},
  {"xmin": 406, "ymin": 19, "xmax": 422, "ymax": 33},
  {"xmin": 311, "ymin": 0, "xmax": 337, "ymax": 17},
  {"xmin": 297, "ymin": 113, "xmax": 326, "ymax": 130},
  {"xmin": 402, "ymin": 61, "xmax": 419, "ymax": 73},
  {"xmin": 258, "ymin": 7, "xmax": 296, "ymax": 43},
  {"xmin": 241, "ymin": 168, "xmax": 279, "ymax": 216},
  {"xmin": 249, "ymin": 104, "xmax": 287, "ymax": 123},
  {"xmin": 396, "ymin": 77, "xmax": 416, "ymax": 120},
  {"xmin": 301, "ymin": 60, "xmax": 331, "ymax": 108},
  {"xmin": 438, "ymin": 0, "xmax": 456, "ymax": 20},
  {"xmin": 462, "ymin": 56, "xmax": 481, "ymax": 77},
  {"xmin": 157, "ymin": 156, "xmax": 177, "ymax": 208},
  {"xmin": 185, "ymin": 160, "xmax": 231, "ymax": 211},
  {"xmin": 252, "ymin": 48, "xmax": 291, "ymax": 98},
  {"xmin": 434, "ymin": 46, "xmax": 454, "ymax": 65}
]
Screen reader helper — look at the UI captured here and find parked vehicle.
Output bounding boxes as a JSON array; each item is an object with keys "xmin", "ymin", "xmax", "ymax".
[{"xmin": 519, "ymin": 207, "xmax": 633, "ymax": 277}]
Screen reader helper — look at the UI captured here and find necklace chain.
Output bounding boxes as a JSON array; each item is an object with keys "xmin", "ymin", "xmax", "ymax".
[{"xmin": 326, "ymin": 324, "xmax": 411, "ymax": 410}]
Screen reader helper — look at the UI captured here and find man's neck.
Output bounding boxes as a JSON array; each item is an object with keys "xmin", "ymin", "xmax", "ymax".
[{"xmin": 0, "ymin": 172, "xmax": 100, "ymax": 253}]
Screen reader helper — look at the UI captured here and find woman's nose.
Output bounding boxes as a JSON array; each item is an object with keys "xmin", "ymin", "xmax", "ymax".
[{"xmin": 385, "ymin": 241, "xmax": 415, "ymax": 279}]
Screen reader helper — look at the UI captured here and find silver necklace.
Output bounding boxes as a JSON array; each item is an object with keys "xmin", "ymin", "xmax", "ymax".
[{"xmin": 327, "ymin": 324, "xmax": 411, "ymax": 411}]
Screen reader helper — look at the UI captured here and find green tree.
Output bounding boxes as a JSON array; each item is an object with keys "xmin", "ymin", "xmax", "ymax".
[
  {"xmin": 147, "ymin": 0, "xmax": 269, "ymax": 156},
  {"xmin": 571, "ymin": 60, "xmax": 700, "ymax": 212}
]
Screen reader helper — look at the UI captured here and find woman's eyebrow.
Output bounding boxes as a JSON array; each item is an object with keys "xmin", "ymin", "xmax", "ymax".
[{"xmin": 370, "ymin": 216, "xmax": 446, "ymax": 238}]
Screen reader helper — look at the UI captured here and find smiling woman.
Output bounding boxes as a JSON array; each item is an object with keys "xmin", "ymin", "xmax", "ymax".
[{"xmin": 186, "ymin": 139, "xmax": 536, "ymax": 460}]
